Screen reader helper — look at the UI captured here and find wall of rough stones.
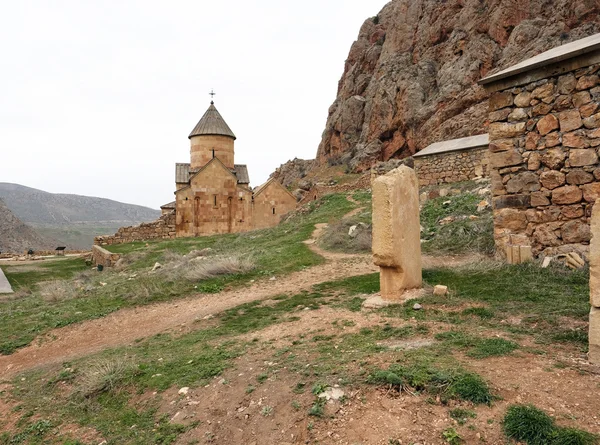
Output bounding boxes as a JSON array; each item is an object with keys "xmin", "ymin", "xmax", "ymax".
[
  {"xmin": 94, "ymin": 212, "xmax": 176, "ymax": 246},
  {"xmin": 414, "ymin": 148, "xmax": 489, "ymax": 186},
  {"xmin": 91, "ymin": 245, "xmax": 121, "ymax": 267},
  {"xmin": 488, "ymin": 63, "xmax": 600, "ymax": 258}
]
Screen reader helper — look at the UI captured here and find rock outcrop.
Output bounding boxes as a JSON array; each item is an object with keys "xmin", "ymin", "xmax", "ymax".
[
  {"xmin": 0, "ymin": 199, "xmax": 54, "ymax": 253},
  {"xmin": 314, "ymin": 0, "xmax": 600, "ymax": 173}
]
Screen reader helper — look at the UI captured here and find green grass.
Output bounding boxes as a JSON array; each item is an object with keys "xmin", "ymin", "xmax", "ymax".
[
  {"xmin": 0, "ymin": 193, "xmax": 360, "ymax": 355},
  {"xmin": 435, "ymin": 331, "xmax": 519, "ymax": 358},
  {"xmin": 367, "ymin": 361, "xmax": 494, "ymax": 405},
  {"xmin": 449, "ymin": 408, "xmax": 476, "ymax": 425},
  {"xmin": 420, "ymin": 192, "xmax": 494, "ymax": 254},
  {"xmin": 502, "ymin": 404, "xmax": 598, "ymax": 445}
]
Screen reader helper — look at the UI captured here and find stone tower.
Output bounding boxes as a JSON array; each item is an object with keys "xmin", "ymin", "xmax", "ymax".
[{"xmin": 188, "ymin": 101, "xmax": 236, "ymax": 170}]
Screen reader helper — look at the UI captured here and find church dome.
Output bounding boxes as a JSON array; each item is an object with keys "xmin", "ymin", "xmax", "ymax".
[{"xmin": 188, "ymin": 102, "xmax": 236, "ymax": 140}]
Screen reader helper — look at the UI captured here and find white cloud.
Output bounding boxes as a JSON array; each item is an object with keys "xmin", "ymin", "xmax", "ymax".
[{"xmin": 0, "ymin": 0, "xmax": 388, "ymax": 208}]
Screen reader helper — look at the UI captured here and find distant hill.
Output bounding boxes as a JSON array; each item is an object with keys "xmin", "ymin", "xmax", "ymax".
[
  {"xmin": 0, "ymin": 183, "xmax": 161, "ymax": 249},
  {"xmin": 0, "ymin": 198, "xmax": 54, "ymax": 253}
]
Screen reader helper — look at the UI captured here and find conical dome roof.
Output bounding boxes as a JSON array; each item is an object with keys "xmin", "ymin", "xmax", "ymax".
[{"xmin": 188, "ymin": 102, "xmax": 236, "ymax": 140}]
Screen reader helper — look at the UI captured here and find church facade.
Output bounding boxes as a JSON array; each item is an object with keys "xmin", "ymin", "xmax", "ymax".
[{"xmin": 160, "ymin": 101, "xmax": 297, "ymax": 237}]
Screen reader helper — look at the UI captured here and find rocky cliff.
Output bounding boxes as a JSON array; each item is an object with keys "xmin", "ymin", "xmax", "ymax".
[
  {"xmin": 0, "ymin": 199, "xmax": 53, "ymax": 253},
  {"xmin": 315, "ymin": 0, "xmax": 600, "ymax": 173}
]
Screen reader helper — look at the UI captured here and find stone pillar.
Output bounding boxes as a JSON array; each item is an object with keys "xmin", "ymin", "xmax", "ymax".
[
  {"xmin": 372, "ymin": 165, "xmax": 422, "ymax": 300},
  {"xmin": 589, "ymin": 199, "xmax": 600, "ymax": 363}
]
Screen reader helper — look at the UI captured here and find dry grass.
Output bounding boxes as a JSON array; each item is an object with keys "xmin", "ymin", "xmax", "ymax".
[
  {"xmin": 39, "ymin": 280, "xmax": 79, "ymax": 302},
  {"xmin": 74, "ymin": 358, "xmax": 134, "ymax": 399},
  {"xmin": 182, "ymin": 255, "xmax": 255, "ymax": 280},
  {"xmin": 319, "ymin": 219, "xmax": 372, "ymax": 253}
]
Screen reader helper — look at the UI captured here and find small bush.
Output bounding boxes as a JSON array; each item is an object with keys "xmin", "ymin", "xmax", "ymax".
[
  {"xmin": 502, "ymin": 404, "xmax": 556, "ymax": 445},
  {"xmin": 74, "ymin": 359, "xmax": 133, "ymax": 398},
  {"xmin": 319, "ymin": 220, "xmax": 372, "ymax": 253},
  {"xmin": 552, "ymin": 427, "xmax": 598, "ymax": 445},
  {"xmin": 449, "ymin": 408, "xmax": 476, "ymax": 425},
  {"xmin": 367, "ymin": 364, "xmax": 494, "ymax": 404},
  {"xmin": 39, "ymin": 280, "xmax": 79, "ymax": 302},
  {"xmin": 182, "ymin": 256, "xmax": 255, "ymax": 281}
]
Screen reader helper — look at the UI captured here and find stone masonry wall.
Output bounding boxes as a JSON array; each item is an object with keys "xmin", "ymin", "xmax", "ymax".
[
  {"xmin": 94, "ymin": 212, "xmax": 176, "ymax": 246},
  {"xmin": 414, "ymin": 147, "xmax": 489, "ymax": 186},
  {"xmin": 91, "ymin": 245, "xmax": 121, "ymax": 267},
  {"xmin": 489, "ymin": 63, "xmax": 600, "ymax": 258}
]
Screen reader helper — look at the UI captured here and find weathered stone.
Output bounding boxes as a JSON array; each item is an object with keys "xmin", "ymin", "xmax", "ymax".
[
  {"xmin": 577, "ymin": 75, "xmax": 600, "ymax": 91},
  {"xmin": 508, "ymin": 108, "xmax": 528, "ymax": 122},
  {"xmin": 539, "ymin": 170, "xmax": 565, "ymax": 190},
  {"xmin": 561, "ymin": 205, "xmax": 585, "ymax": 219},
  {"xmin": 493, "ymin": 194, "xmax": 530, "ymax": 210},
  {"xmin": 532, "ymin": 102, "xmax": 553, "ymax": 116},
  {"xmin": 506, "ymin": 172, "xmax": 540, "ymax": 193},
  {"xmin": 537, "ymin": 114, "xmax": 559, "ymax": 135},
  {"xmin": 562, "ymin": 220, "xmax": 591, "ymax": 243},
  {"xmin": 562, "ymin": 131, "xmax": 587, "ymax": 148},
  {"xmin": 489, "ymin": 138, "xmax": 514, "ymax": 152},
  {"xmin": 588, "ymin": 128, "xmax": 600, "ymax": 139},
  {"xmin": 527, "ymin": 152, "xmax": 541, "ymax": 170},
  {"xmin": 552, "ymin": 185, "xmax": 582, "ymax": 205},
  {"xmin": 554, "ymin": 95, "xmax": 573, "ymax": 111},
  {"xmin": 490, "ymin": 149, "xmax": 523, "ymax": 168},
  {"xmin": 533, "ymin": 224, "xmax": 561, "ymax": 247},
  {"xmin": 590, "ymin": 200, "xmax": 600, "ymax": 308},
  {"xmin": 532, "ymin": 83, "xmax": 554, "ymax": 99},
  {"xmin": 570, "ymin": 149, "xmax": 598, "ymax": 167},
  {"xmin": 489, "ymin": 122, "xmax": 526, "ymax": 139},
  {"xmin": 557, "ymin": 73, "xmax": 576, "ymax": 94},
  {"xmin": 525, "ymin": 132, "xmax": 542, "ymax": 150},
  {"xmin": 505, "ymin": 244, "xmax": 533, "ymax": 264},
  {"xmin": 541, "ymin": 148, "xmax": 566, "ymax": 169},
  {"xmin": 580, "ymin": 102, "xmax": 599, "ymax": 118},
  {"xmin": 583, "ymin": 112, "xmax": 600, "ymax": 129},
  {"xmin": 372, "ymin": 165, "xmax": 421, "ymax": 300},
  {"xmin": 559, "ymin": 110, "xmax": 583, "ymax": 132},
  {"xmin": 490, "ymin": 108, "xmax": 511, "ymax": 122},
  {"xmin": 545, "ymin": 132, "xmax": 561, "ymax": 147},
  {"xmin": 433, "ymin": 285, "xmax": 448, "ymax": 296},
  {"xmin": 494, "ymin": 208, "xmax": 527, "ymax": 230},
  {"xmin": 589, "ymin": 306, "xmax": 600, "ymax": 364},
  {"xmin": 566, "ymin": 170, "xmax": 594, "ymax": 185},
  {"xmin": 530, "ymin": 191, "xmax": 550, "ymax": 207},
  {"xmin": 582, "ymin": 183, "xmax": 600, "ymax": 203},
  {"xmin": 514, "ymin": 91, "xmax": 532, "ymax": 108},
  {"xmin": 489, "ymin": 91, "xmax": 513, "ymax": 111},
  {"xmin": 573, "ymin": 91, "xmax": 592, "ymax": 108},
  {"xmin": 525, "ymin": 207, "xmax": 561, "ymax": 223}
]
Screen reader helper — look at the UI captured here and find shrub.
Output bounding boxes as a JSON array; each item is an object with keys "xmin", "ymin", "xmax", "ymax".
[
  {"xmin": 178, "ymin": 255, "xmax": 255, "ymax": 281},
  {"xmin": 74, "ymin": 358, "xmax": 133, "ymax": 398},
  {"xmin": 39, "ymin": 280, "xmax": 79, "ymax": 302},
  {"xmin": 502, "ymin": 404, "xmax": 557, "ymax": 445}
]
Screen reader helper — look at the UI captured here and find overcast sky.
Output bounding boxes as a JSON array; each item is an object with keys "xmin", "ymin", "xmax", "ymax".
[{"xmin": 0, "ymin": 1, "xmax": 389, "ymax": 209}]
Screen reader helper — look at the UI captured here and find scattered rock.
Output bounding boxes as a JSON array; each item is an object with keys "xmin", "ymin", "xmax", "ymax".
[
  {"xmin": 439, "ymin": 216, "xmax": 455, "ymax": 225},
  {"xmin": 541, "ymin": 257, "xmax": 552, "ymax": 268},
  {"xmin": 178, "ymin": 387, "xmax": 189, "ymax": 395},
  {"xmin": 152, "ymin": 262, "xmax": 162, "ymax": 271},
  {"xmin": 269, "ymin": 276, "xmax": 276, "ymax": 281},
  {"xmin": 413, "ymin": 303, "xmax": 423, "ymax": 310},
  {"xmin": 476, "ymin": 200, "xmax": 490, "ymax": 212},
  {"xmin": 318, "ymin": 387, "xmax": 345, "ymax": 401},
  {"xmin": 433, "ymin": 285, "xmax": 448, "ymax": 296}
]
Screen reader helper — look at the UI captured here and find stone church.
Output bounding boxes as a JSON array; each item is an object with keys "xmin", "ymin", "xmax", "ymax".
[{"xmin": 160, "ymin": 101, "xmax": 297, "ymax": 237}]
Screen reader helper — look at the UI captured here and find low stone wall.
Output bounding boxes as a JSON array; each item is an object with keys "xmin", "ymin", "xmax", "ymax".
[
  {"xmin": 486, "ymin": 63, "xmax": 600, "ymax": 257},
  {"xmin": 414, "ymin": 147, "xmax": 489, "ymax": 186},
  {"xmin": 91, "ymin": 245, "xmax": 121, "ymax": 267},
  {"xmin": 94, "ymin": 212, "xmax": 176, "ymax": 246}
]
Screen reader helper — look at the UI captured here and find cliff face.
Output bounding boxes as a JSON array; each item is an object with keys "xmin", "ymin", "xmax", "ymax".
[
  {"xmin": 0, "ymin": 199, "xmax": 53, "ymax": 253},
  {"xmin": 316, "ymin": 0, "xmax": 600, "ymax": 172}
]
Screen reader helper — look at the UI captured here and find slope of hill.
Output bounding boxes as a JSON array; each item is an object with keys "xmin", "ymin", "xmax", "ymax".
[
  {"xmin": 313, "ymin": 0, "xmax": 599, "ymax": 173},
  {"xmin": 0, "ymin": 183, "xmax": 161, "ymax": 249},
  {"xmin": 0, "ymin": 199, "xmax": 54, "ymax": 253}
]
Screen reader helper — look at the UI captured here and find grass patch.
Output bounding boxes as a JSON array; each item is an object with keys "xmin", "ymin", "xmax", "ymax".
[
  {"xmin": 435, "ymin": 330, "xmax": 518, "ymax": 358},
  {"xmin": 449, "ymin": 408, "xmax": 476, "ymax": 425},
  {"xmin": 502, "ymin": 404, "xmax": 598, "ymax": 445},
  {"xmin": 367, "ymin": 362, "xmax": 494, "ymax": 405}
]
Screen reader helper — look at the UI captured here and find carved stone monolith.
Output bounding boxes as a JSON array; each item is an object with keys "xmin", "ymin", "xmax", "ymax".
[
  {"xmin": 589, "ymin": 199, "xmax": 600, "ymax": 364},
  {"xmin": 372, "ymin": 165, "xmax": 422, "ymax": 300}
]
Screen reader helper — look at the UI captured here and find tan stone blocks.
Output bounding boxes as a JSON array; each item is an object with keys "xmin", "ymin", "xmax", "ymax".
[
  {"xmin": 589, "ymin": 306, "xmax": 600, "ymax": 364},
  {"xmin": 558, "ymin": 110, "xmax": 583, "ymax": 132},
  {"xmin": 489, "ymin": 122, "xmax": 526, "ymax": 139},
  {"xmin": 372, "ymin": 166, "xmax": 422, "ymax": 300},
  {"xmin": 489, "ymin": 91, "xmax": 513, "ymax": 111},
  {"xmin": 552, "ymin": 185, "xmax": 583, "ymax": 205},
  {"xmin": 490, "ymin": 149, "xmax": 523, "ymax": 168},
  {"xmin": 569, "ymin": 149, "xmax": 598, "ymax": 167},
  {"xmin": 537, "ymin": 114, "xmax": 559, "ymax": 135},
  {"xmin": 540, "ymin": 171, "xmax": 565, "ymax": 189}
]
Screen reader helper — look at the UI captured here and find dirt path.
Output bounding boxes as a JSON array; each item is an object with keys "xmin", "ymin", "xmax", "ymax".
[
  {"xmin": 0, "ymin": 222, "xmax": 478, "ymax": 380},
  {"xmin": 0, "ymin": 226, "xmax": 377, "ymax": 380}
]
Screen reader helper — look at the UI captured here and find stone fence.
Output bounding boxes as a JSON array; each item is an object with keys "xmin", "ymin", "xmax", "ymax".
[
  {"xmin": 91, "ymin": 245, "xmax": 121, "ymax": 267},
  {"xmin": 414, "ymin": 134, "xmax": 490, "ymax": 186},
  {"xmin": 94, "ymin": 212, "xmax": 176, "ymax": 246}
]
